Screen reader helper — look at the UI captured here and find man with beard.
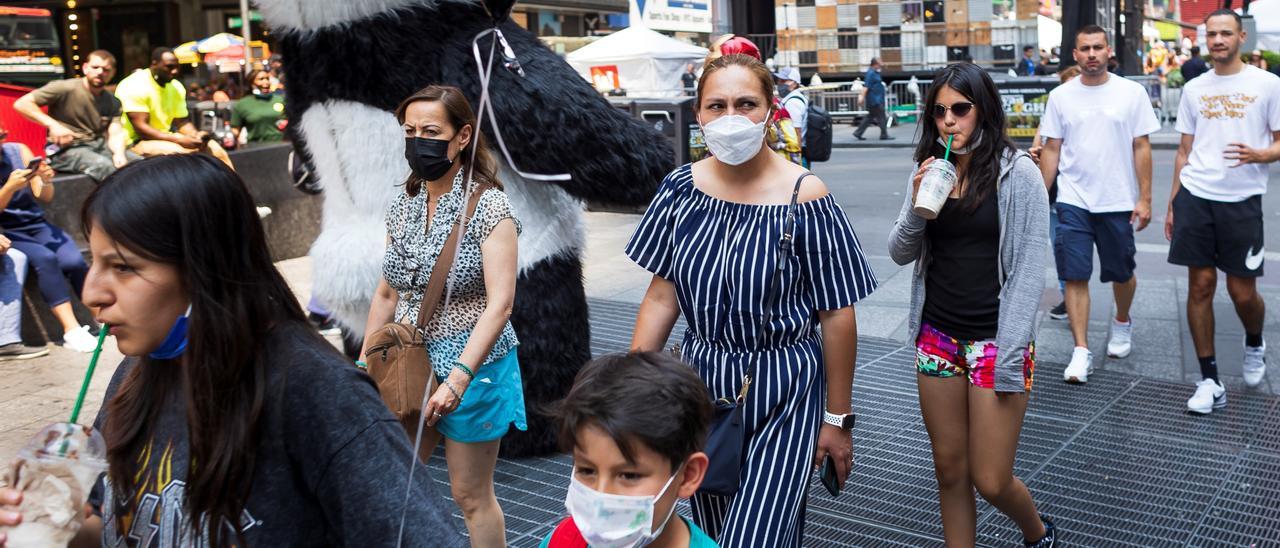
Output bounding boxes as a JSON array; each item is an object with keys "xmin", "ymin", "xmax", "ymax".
[
  {"xmin": 1038, "ymin": 25, "xmax": 1160, "ymax": 384},
  {"xmin": 1169, "ymin": 9, "xmax": 1280, "ymax": 414},
  {"xmin": 15, "ymin": 50, "xmax": 138, "ymax": 182},
  {"xmin": 115, "ymin": 47, "xmax": 233, "ymax": 169}
]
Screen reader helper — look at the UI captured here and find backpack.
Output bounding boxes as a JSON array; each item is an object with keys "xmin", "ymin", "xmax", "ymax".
[
  {"xmin": 803, "ymin": 102, "xmax": 833, "ymax": 162},
  {"xmin": 784, "ymin": 93, "xmax": 833, "ymax": 163}
]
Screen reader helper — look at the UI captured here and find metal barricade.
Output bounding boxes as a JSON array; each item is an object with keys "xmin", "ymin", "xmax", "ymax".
[
  {"xmin": 803, "ymin": 78, "xmax": 932, "ymax": 126},
  {"xmin": 1125, "ymin": 75, "xmax": 1169, "ymax": 126}
]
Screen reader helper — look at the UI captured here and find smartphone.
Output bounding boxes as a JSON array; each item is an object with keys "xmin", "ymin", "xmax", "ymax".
[
  {"xmin": 820, "ymin": 454, "xmax": 841, "ymax": 497},
  {"xmin": 26, "ymin": 158, "xmax": 45, "ymax": 198}
]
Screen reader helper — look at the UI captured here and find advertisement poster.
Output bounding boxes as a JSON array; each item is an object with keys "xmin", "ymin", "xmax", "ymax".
[
  {"xmin": 590, "ymin": 65, "xmax": 620, "ymax": 92},
  {"xmin": 998, "ymin": 80, "xmax": 1059, "ymax": 139},
  {"xmin": 629, "ymin": 0, "xmax": 712, "ymax": 33}
]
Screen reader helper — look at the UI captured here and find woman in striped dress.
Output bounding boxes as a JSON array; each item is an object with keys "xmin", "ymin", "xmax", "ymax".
[{"xmin": 626, "ymin": 54, "xmax": 878, "ymax": 548}]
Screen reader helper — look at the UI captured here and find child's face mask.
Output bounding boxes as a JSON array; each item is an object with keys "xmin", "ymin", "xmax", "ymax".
[{"xmin": 563, "ymin": 466, "xmax": 682, "ymax": 548}]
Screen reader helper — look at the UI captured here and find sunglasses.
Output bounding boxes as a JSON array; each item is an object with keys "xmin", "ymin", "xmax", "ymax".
[{"xmin": 931, "ymin": 101, "xmax": 975, "ymax": 119}]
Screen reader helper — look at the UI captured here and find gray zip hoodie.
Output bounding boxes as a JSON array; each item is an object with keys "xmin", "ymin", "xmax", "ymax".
[{"xmin": 888, "ymin": 149, "xmax": 1050, "ymax": 393}]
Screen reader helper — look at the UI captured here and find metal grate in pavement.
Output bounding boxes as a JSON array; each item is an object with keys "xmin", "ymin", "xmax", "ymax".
[
  {"xmin": 1094, "ymin": 377, "xmax": 1275, "ymax": 450},
  {"xmin": 802, "ymin": 512, "xmax": 947, "ymax": 547},
  {"xmin": 418, "ymin": 298, "xmax": 1280, "ymax": 547},
  {"xmin": 1025, "ymin": 361, "xmax": 1137, "ymax": 423},
  {"xmin": 1187, "ymin": 450, "xmax": 1280, "ymax": 548},
  {"xmin": 1252, "ymin": 400, "xmax": 1280, "ymax": 455},
  {"xmin": 978, "ymin": 422, "xmax": 1237, "ymax": 547}
]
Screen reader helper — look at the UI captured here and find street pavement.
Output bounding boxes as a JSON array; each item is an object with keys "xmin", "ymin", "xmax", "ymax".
[{"xmin": 3, "ymin": 145, "xmax": 1278, "ymax": 545}]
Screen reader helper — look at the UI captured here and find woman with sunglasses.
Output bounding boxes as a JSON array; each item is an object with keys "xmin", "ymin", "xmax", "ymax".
[{"xmin": 888, "ymin": 63, "xmax": 1056, "ymax": 547}]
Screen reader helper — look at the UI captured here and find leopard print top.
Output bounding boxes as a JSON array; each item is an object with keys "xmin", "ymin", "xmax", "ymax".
[{"xmin": 383, "ymin": 169, "xmax": 521, "ymax": 378}]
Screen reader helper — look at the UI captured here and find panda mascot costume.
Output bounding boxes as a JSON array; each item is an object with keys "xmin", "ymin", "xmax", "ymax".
[{"xmin": 255, "ymin": 0, "xmax": 673, "ymax": 456}]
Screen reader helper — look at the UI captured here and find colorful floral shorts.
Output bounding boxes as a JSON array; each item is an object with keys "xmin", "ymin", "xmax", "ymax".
[{"xmin": 915, "ymin": 322, "xmax": 1036, "ymax": 391}]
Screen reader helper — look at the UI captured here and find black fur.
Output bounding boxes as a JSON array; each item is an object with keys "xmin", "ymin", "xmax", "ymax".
[
  {"xmin": 503, "ymin": 253, "xmax": 591, "ymax": 457},
  {"xmin": 278, "ymin": 4, "xmax": 674, "ymax": 456},
  {"xmin": 279, "ymin": 5, "xmax": 673, "ymax": 206}
]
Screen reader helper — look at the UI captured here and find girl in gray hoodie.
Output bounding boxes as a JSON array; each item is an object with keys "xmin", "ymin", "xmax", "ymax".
[{"xmin": 888, "ymin": 63, "xmax": 1056, "ymax": 548}]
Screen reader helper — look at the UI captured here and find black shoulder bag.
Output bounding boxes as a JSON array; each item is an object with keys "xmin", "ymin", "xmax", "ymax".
[{"xmin": 698, "ymin": 172, "xmax": 811, "ymax": 497}]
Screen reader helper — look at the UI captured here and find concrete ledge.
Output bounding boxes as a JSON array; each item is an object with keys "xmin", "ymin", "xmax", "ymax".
[
  {"xmin": 24, "ymin": 142, "xmax": 321, "ymax": 345},
  {"xmin": 42, "ymin": 142, "xmax": 321, "ymax": 262}
]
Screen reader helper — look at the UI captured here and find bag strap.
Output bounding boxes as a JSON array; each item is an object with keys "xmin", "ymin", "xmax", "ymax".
[
  {"xmin": 735, "ymin": 171, "xmax": 811, "ymax": 401},
  {"xmin": 414, "ymin": 182, "xmax": 495, "ymax": 331}
]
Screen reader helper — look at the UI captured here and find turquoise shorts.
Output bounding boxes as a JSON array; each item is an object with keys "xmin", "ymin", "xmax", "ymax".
[{"xmin": 436, "ymin": 350, "xmax": 528, "ymax": 443}]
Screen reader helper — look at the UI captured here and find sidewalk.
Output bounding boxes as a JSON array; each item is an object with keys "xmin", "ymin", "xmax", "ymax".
[
  {"xmin": 0, "ymin": 206, "xmax": 1274, "ymax": 546},
  {"xmin": 833, "ymin": 120, "xmax": 1183, "ymax": 150}
]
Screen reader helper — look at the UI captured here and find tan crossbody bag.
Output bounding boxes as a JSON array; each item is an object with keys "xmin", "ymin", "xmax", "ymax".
[{"xmin": 364, "ymin": 183, "xmax": 492, "ymax": 429}]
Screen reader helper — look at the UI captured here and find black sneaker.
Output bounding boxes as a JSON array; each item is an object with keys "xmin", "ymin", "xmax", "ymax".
[
  {"xmin": 0, "ymin": 342, "xmax": 50, "ymax": 361},
  {"xmin": 853, "ymin": 134, "xmax": 866, "ymax": 141},
  {"xmin": 1024, "ymin": 515, "xmax": 1056, "ymax": 548},
  {"xmin": 1049, "ymin": 301, "xmax": 1068, "ymax": 320}
]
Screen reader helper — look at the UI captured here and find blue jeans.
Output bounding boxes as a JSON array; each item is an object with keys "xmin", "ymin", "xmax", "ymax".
[
  {"xmin": 6, "ymin": 222, "xmax": 87, "ymax": 308},
  {"xmin": 1049, "ymin": 207, "xmax": 1066, "ymax": 295},
  {"xmin": 0, "ymin": 250, "xmax": 28, "ymax": 346}
]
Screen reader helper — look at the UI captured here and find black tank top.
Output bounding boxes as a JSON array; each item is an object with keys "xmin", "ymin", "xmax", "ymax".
[{"xmin": 921, "ymin": 190, "xmax": 1001, "ymax": 341}]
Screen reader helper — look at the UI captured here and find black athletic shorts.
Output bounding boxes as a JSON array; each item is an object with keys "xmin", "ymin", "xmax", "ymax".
[{"xmin": 1168, "ymin": 191, "xmax": 1265, "ymax": 277}]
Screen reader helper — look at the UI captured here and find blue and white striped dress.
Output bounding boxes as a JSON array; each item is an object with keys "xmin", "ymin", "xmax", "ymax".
[{"xmin": 626, "ymin": 164, "xmax": 878, "ymax": 548}]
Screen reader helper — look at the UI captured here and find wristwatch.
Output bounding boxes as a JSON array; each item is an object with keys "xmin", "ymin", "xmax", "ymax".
[{"xmin": 823, "ymin": 411, "xmax": 856, "ymax": 430}]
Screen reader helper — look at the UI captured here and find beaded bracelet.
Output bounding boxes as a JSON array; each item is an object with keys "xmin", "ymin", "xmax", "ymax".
[
  {"xmin": 453, "ymin": 361, "xmax": 476, "ymax": 381},
  {"xmin": 443, "ymin": 379, "xmax": 463, "ymax": 401}
]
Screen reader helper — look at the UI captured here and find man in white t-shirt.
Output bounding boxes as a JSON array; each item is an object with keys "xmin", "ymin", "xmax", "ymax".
[
  {"xmin": 1039, "ymin": 24, "xmax": 1161, "ymax": 385},
  {"xmin": 1168, "ymin": 9, "xmax": 1280, "ymax": 415}
]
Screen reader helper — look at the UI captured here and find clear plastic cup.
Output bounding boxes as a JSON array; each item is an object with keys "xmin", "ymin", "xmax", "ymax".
[
  {"xmin": 913, "ymin": 159, "xmax": 958, "ymax": 220},
  {"xmin": 0, "ymin": 423, "xmax": 107, "ymax": 547}
]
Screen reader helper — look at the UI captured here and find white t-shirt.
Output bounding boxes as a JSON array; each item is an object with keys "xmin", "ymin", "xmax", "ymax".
[
  {"xmin": 782, "ymin": 89, "xmax": 808, "ymax": 141},
  {"xmin": 1039, "ymin": 75, "xmax": 1162, "ymax": 212},
  {"xmin": 1175, "ymin": 65, "xmax": 1280, "ymax": 202}
]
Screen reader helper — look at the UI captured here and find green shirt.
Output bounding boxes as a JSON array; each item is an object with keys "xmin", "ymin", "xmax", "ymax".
[
  {"xmin": 115, "ymin": 69, "xmax": 188, "ymax": 143},
  {"xmin": 232, "ymin": 92, "xmax": 286, "ymax": 142},
  {"xmin": 29, "ymin": 78, "xmax": 122, "ymax": 145},
  {"xmin": 538, "ymin": 516, "xmax": 719, "ymax": 548}
]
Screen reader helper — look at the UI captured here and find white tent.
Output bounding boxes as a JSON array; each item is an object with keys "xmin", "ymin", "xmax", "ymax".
[
  {"xmin": 1195, "ymin": 0, "xmax": 1280, "ymax": 52},
  {"xmin": 1246, "ymin": 0, "xmax": 1280, "ymax": 51},
  {"xmin": 566, "ymin": 26, "xmax": 708, "ymax": 98}
]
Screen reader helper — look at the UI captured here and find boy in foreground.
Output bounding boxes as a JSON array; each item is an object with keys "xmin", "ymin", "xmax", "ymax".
[{"xmin": 543, "ymin": 352, "xmax": 717, "ymax": 548}]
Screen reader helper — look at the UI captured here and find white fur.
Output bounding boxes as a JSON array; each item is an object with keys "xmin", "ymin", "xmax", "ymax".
[
  {"xmin": 252, "ymin": 0, "xmax": 477, "ymax": 32},
  {"xmin": 297, "ymin": 100, "xmax": 407, "ymax": 334},
  {"xmin": 297, "ymin": 99, "xmax": 584, "ymax": 335},
  {"xmin": 499, "ymin": 164, "xmax": 585, "ymax": 271}
]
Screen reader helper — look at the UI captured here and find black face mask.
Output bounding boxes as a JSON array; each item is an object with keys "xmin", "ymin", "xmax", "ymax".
[{"xmin": 404, "ymin": 136, "xmax": 455, "ymax": 181}]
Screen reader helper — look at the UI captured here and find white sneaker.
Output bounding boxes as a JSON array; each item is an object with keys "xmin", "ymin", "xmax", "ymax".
[
  {"xmin": 1186, "ymin": 378, "xmax": 1227, "ymax": 415},
  {"xmin": 1107, "ymin": 319, "xmax": 1133, "ymax": 358},
  {"xmin": 1243, "ymin": 339, "xmax": 1267, "ymax": 388},
  {"xmin": 1064, "ymin": 347, "xmax": 1093, "ymax": 384},
  {"xmin": 62, "ymin": 325, "xmax": 98, "ymax": 353}
]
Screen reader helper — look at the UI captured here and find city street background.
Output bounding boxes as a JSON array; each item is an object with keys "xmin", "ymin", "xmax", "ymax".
[{"xmin": 3, "ymin": 141, "xmax": 1279, "ymax": 546}]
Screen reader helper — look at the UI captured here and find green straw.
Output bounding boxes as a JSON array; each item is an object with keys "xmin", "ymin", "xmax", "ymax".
[
  {"xmin": 68, "ymin": 325, "xmax": 108, "ymax": 426},
  {"xmin": 943, "ymin": 134, "xmax": 955, "ymax": 162}
]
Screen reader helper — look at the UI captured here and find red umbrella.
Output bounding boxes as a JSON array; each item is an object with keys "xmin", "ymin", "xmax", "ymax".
[{"xmin": 203, "ymin": 44, "xmax": 246, "ymax": 64}]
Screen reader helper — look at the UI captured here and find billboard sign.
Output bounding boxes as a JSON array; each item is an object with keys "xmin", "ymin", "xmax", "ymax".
[{"xmin": 629, "ymin": 0, "xmax": 712, "ymax": 33}]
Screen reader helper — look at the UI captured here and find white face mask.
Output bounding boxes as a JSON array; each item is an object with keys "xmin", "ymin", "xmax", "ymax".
[
  {"xmin": 564, "ymin": 470, "xmax": 681, "ymax": 548},
  {"xmin": 937, "ymin": 131, "xmax": 982, "ymax": 156},
  {"xmin": 702, "ymin": 114, "xmax": 766, "ymax": 166}
]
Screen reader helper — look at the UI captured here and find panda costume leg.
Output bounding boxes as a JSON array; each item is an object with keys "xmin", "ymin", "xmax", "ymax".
[{"xmin": 258, "ymin": 0, "xmax": 673, "ymax": 457}]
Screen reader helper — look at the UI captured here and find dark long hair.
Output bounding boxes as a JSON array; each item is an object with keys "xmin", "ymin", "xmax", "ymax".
[
  {"xmin": 912, "ymin": 63, "xmax": 1017, "ymax": 212},
  {"xmin": 394, "ymin": 85, "xmax": 500, "ymax": 196},
  {"xmin": 82, "ymin": 154, "xmax": 309, "ymax": 546}
]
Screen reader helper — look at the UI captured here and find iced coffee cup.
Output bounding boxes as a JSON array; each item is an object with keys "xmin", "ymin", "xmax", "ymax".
[
  {"xmin": 913, "ymin": 158, "xmax": 957, "ymax": 220},
  {"xmin": 0, "ymin": 423, "xmax": 107, "ymax": 548}
]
